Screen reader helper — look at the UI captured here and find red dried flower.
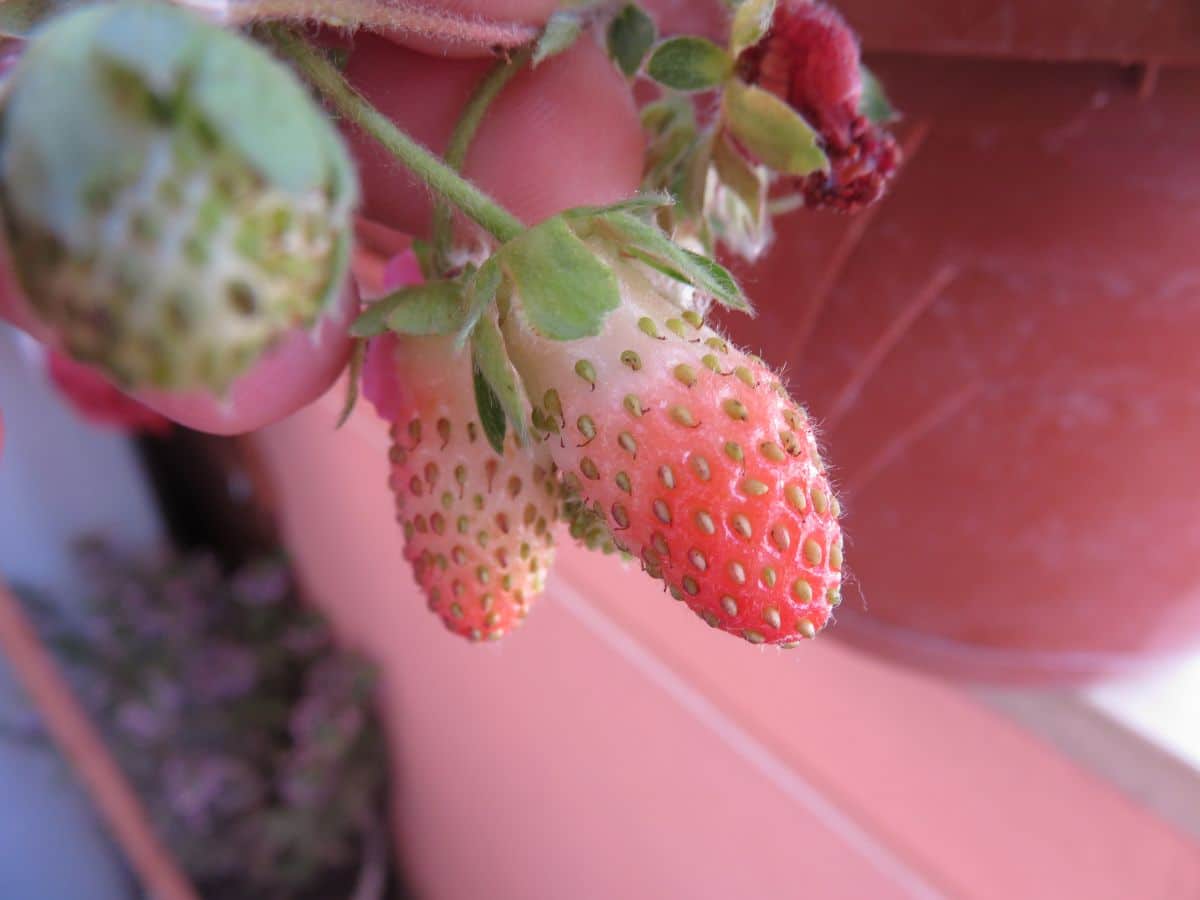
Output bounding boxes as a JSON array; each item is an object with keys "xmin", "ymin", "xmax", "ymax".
[{"xmin": 738, "ymin": 0, "xmax": 900, "ymax": 212}]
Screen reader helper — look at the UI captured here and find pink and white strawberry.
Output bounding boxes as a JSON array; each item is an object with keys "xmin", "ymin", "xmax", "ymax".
[
  {"xmin": 46, "ymin": 350, "xmax": 171, "ymax": 435},
  {"xmin": 503, "ymin": 258, "xmax": 842, "ymax": 646},
  {"xmin": 364, "ymin": 329, "xmax": 558, "ymax": 643}
]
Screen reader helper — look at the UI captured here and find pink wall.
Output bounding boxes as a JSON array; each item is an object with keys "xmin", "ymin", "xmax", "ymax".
[{"xmin": 253, "ymin": 394, "xmax": 1200, "ymax": 899}]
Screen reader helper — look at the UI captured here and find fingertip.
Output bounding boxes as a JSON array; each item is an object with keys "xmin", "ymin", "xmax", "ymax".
[
  {"xmin": 345, "ymin": 36, "xmax": 643, "ymax": 236},
  {"xmin": 466, "ymin": 39, "xmax": 645, "ymax": 224},
  {"xmin": 343, "ymin": 37, "xmax": 489, "ymax": 235}
]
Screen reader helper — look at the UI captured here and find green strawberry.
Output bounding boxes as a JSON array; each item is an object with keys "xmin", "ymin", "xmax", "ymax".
[{"xmin": 0, "ymin": 1, "xmax": 357, "ymax": 392}]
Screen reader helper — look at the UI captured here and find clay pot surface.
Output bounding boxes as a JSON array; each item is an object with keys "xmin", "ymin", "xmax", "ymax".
[{"xmin": 723, "ymin": 49, "xmax": 1200, "ymax": 682}]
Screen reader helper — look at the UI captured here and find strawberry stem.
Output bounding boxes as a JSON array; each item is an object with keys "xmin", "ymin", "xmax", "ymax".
[
  {"xmin": 431, "ymin": 45, "xmax": 532, "ymax": 271},
  {"xmin": 204, "ymin": 0, "xmax": 539, "ymax": 50},
  {"xmin": 266, "ymin": 27, "xmax": 526, "ymax": 244}
]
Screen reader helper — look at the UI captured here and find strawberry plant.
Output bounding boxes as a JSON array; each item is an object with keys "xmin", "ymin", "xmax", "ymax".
[{"xmin": 0, "ymin": 0, "xmax": 901, "ymax": 647}]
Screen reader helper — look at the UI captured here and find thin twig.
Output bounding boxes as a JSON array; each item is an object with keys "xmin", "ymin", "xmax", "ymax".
[
  {"xmin": 266, "ymin": 26, "xmax": 526, "ymax": 244},
  {"xmin": 432, "ymin": 45, "xmax": 532, "ymax": 270},
  {"xmin": 0, "ymin": 579, "xmax": 199, "ymax": 900}
]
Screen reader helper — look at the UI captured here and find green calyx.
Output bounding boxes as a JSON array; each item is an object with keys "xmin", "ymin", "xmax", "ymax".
[
  {"xmin": 0, "ymin": 1, "xmax": 358, "ymax": 392},
  {"xmin": 351, "ymin": 197, "xmax": 748, "ymax": 453}
]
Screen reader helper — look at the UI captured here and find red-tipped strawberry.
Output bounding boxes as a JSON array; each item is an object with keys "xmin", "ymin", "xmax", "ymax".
[
  {"xmin": 361, "ymin": 248, "xmax": 559, "ymax": 643},
  {"xmin": 502, "ymin": 256, "xmax": 843, "ymax": 646},
  {"xmin": 364, "ymin": 332, "xmax": 558, "ymax": 641}
]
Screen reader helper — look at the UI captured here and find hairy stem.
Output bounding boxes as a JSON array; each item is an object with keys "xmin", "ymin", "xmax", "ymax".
[
  {"xmin": 432, "ymin": 45, "xmax": 532, "ymax": 270},
  {"xmin": 187, "ymin": 0, "xmax": 538, "ymax": 50},
  {"xmin": 266, "ymin": 27, "xmax": 526, "ymax": 244}
]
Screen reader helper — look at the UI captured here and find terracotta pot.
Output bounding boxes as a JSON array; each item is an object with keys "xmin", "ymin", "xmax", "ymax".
[{"xmin": 721, "ymin": 17, "xmax": 1200, "ymax": 682}]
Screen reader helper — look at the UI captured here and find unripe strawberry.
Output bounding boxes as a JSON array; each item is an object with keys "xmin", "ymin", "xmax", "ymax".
[
  {"xmin": 503, "ymin": 254, "xmax": 843, "ymax": 646},
  {"xmin": 46, "ymin": 350, "xmax": 171, "ymax": 434},
  {"xmin": 0, "ymin": 2, "xmax": 357, "ymax": 392},
  {"xmin": 364, "ymin": 330, "xmax": 559, "ymax": 643}
]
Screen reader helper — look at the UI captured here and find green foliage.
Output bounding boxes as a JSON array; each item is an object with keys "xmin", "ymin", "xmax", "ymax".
[
  {"xmin": 532, "ymin": 10, "xmax": 583, "ymax": 66},
  {"xmin": 350, "ymin": 280, "xmax": 464, "ymax": 338},
  {"xmin": 502, "ymin": 216, "xmax": 621, "ymax": 340},
  {"xmin": 472, "ymin": 362, "xmax": 508, "ymax": 454},
  {"xmin": 606, "ymin": 3, "xmax": 656, "ymax": 76},
  {"xmin": 729, "ymin": 0, "xmax": 776, "ymax": 55},
  {"xmin": 471, "ymin": 313, "xmax": 528, "ymax": 447},
  {"xmin": 597, "ymin": 211, "xmax": 750, "ymax": 312},
  {"xmin": 723, "ymin": 79, "xmax": 828, "ymax": 175},
  {"xmin": 646, "ymin": 36, "xmax": 732, "ymax": 91},
  {"xmin": 712, "ymin": 132, "xmax": 766, "ymax": 221},
  {"xmin": 335, "ymin": 338, "xmax": 366, "ymax": 427},
  {"xmin": 561, "ymin": 192, "xmax": 674, "ymax": 220},
  {"xmin": 455, "ymin": 254, "xmax": 503, "ymax": 348}
]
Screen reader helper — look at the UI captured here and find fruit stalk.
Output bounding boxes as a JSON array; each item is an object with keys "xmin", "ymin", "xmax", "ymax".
[
  {"xmin": 431, "ymin": 45, "xmax": 532, "ymax": 271},
  {"xmin": 266, "ymin": 26, "xmax": 526, "ymax": 244}
]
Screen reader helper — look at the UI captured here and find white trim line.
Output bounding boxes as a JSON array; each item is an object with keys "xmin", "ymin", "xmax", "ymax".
[{"xmin": 552, "ymin": 577, "xmax": 947, "ymax": 900}]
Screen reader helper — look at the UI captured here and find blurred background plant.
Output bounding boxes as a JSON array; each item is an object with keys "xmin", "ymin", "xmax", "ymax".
[{"xmin": 6, "ymin": 538, "xmax": 391, "ymax": 900}]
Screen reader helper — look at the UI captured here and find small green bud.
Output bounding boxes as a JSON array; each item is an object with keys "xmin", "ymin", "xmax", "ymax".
[{"xmin": 0, "ymin": 2, "xmax": 358, "ymax": 392}]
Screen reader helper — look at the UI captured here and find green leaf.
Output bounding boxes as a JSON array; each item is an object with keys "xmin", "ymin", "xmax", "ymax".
[
  {"xmin": 640, "ymin": 94, "xmax": 694, "ymax": 136},
  {"xmin": 646, "ymin": 120, "xmax": 699, "ymax": 187},
  {"xmin": 387, "ymin": 282, "xmax": 465, "ymax": 335},
  {"xmin": 600, "ymin": 212, "xmax": 751, "ymax": 313},
  {"xmin": 454, "ymin": 255, "xmax": 504, "ymax": 347},
  {"xmin": 606, "ymin": 4, "xmax": 656, "ymax": 77},
  {"xmin": 336, "ymin": 340, "xmax": 367, "ymax": 428},
  {"xmin": 349, "ymin": 295, "xmax": 402, "ymax": 338},
  {"xmin": 675, "ymin": 130, "xmax": 713, "ymax": 219},
  {"xmin": 562, "ymin": 192, "xmax": 674, "ymax": 220},
  {"xmin": 532, "ymin": 11, "xmax": 582, "ymax": 66},
  {"xmin": 729, "ymin": 0, "xmax": 776, "ymax": 55},
  {"xmin": 349, "ymin": 281, "xmax": 463, "ymax": 338},
  {"xmin": 723, "ymin": 79, "xmax": 828, "ymax": 176},
  {"xmin": 712, "ymin": 132, "xmax": 765, "ymax": 220},
  {"xmin": 502, "ymin": 216, "xmax": 620, "ymax": 340},
  {"xmin": 471, "ymin": 315, "xmax": 528, "ymax": 447},
  {"xmin": 646, "ymin": 37, "xmax": 732, "ymax": 92},
  {"xmin": 859, "ymin": 65, "xmax": 898, "ymax": 125},
  {"xmin": 472, "ymin": 365, "xmax": 507, "ymax": 455},
  {"xmin": 679, "ymin": 248, "xmax": 742, "ymax": 305},
  {"xmin": 410, "ymin": 238, "xmax": 438, "ymax": 279}
]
